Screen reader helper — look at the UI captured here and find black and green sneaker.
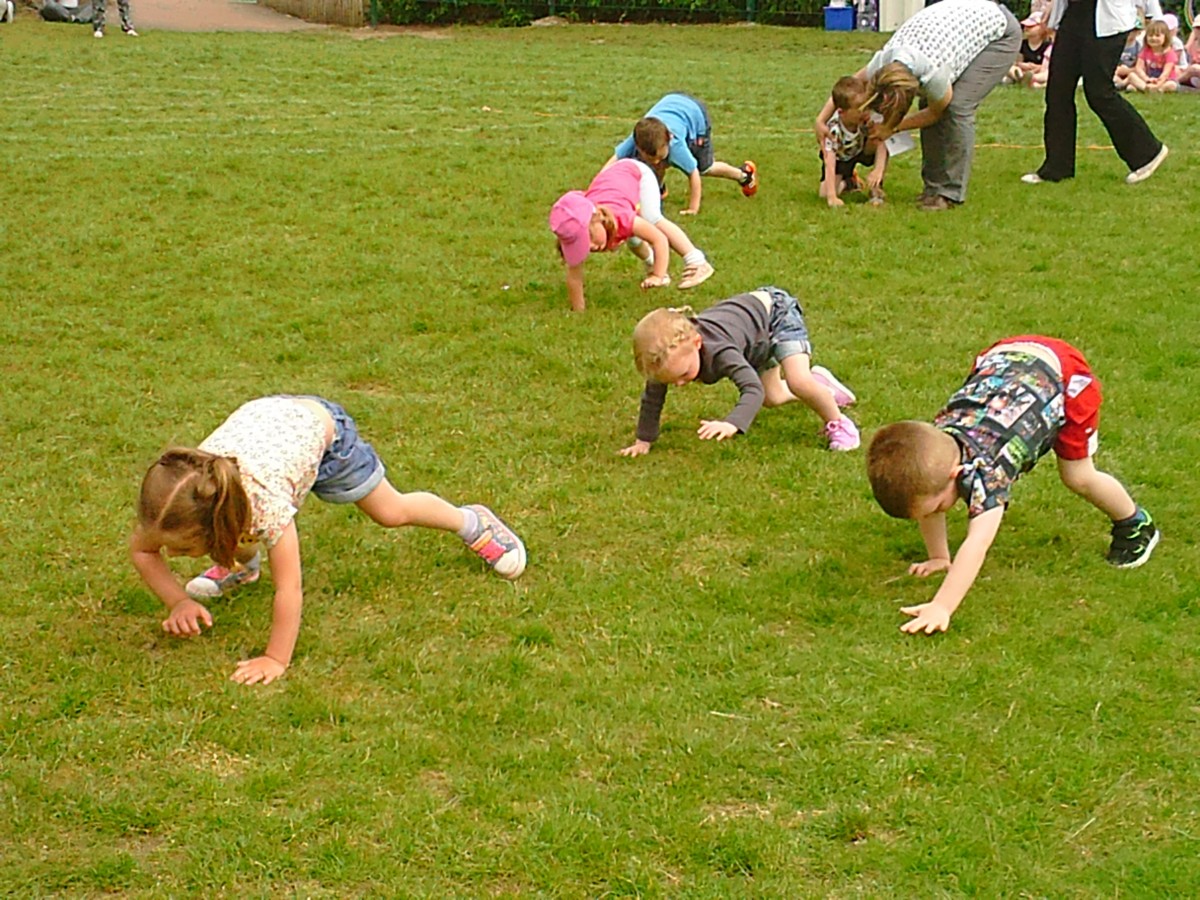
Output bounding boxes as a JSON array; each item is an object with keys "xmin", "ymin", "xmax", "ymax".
[{"xmin": 1106, "ymin": 511, "xmax": 1160, "ymax": 569}]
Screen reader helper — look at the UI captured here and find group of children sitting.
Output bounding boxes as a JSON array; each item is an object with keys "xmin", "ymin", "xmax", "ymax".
[{"xmin": 1004, "ymin": 6, "xmax": 1200, "ymax": 93}]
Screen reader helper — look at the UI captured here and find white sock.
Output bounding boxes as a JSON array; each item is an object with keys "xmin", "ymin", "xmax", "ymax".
[
  {"xmin": 683, "ymin": 250, "xmax": 707, "ymax": 267},
  {"xmin": 457, "ymin": 506, "xmax": 481, "ymax": 542}
]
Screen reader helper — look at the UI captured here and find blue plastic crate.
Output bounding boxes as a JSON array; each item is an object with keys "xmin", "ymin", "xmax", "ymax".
[{"xmin": 824, "ymin": 4, "xmax": 855, "ymax": 30}]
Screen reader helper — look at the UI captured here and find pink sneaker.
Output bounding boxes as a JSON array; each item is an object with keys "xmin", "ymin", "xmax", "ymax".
[
  {"xmin": 185, "ymin": 553, "xmax": 261, "ymax": 599},
  {"xmin": 465, "ymin": 504, "xmax": 527, "ymax": 579},
  {"xmin": 811, "ymin": 365, "xmax": 856, "ymax": 407},
  {"xmin": 823, "ymin": 417, "xmax": 861, "ymax": 452}
]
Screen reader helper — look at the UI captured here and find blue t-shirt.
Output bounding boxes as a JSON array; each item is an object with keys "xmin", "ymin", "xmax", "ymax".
[{"xmin": 614, "ymin": 93, "xmax": 710, "ymax": 176}]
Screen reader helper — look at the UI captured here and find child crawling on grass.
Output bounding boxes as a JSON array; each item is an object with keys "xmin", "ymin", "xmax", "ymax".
[
  {"xmin": 867, "ymin": 336, "xmax": 1159, "ymax": 635},
  {"xmin": 619, "ymin": 287, "xmax": 860, "ymax": 456},
  {"xmin": 130, "ymin": 395, "xmax": 526, "ymax": 685}
]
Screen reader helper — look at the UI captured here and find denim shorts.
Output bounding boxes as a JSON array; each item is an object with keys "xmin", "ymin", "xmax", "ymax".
[
  {"xmin": 758, "ymin": 286, "xmax": 812, "ymax": 362},
  {"xmin": 684, "ymin": 93, "xmax": 716, "ymax": 173},
  {"xmin": 293, "ymin": 396, "xmax": 387, "ymax": 504}
]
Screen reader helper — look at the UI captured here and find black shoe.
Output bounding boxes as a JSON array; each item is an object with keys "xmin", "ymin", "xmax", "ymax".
[{"xmin": 1106, "ymin": 512, "xmax": 1160, "ymax": 569}]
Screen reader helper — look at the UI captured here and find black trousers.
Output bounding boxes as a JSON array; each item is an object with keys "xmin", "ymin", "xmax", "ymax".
[{"xmin": 1037, "ymin": 0, "xmax": 1161, "ymax": 180}]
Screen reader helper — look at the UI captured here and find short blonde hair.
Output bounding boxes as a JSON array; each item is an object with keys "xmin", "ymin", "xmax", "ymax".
[
  {"xmin": 632, "ymin": 307, "xmax": 699, "ymax": 377},
  {"xmin": 866, "ymin": 421, "xmax": 959, "ymax": 519}
]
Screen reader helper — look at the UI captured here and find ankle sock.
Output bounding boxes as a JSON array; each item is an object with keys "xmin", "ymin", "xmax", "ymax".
[
  {"xmin": 683, "ymin": 250, "xmax": 707, "ymax": 267},
  {"xmin": 458, "ymin": 506, "xmax": 482, "ymax": 542},
  {"xmin": 1112, "ymin": 507, "xmax": 1147, "ymax": 528}
]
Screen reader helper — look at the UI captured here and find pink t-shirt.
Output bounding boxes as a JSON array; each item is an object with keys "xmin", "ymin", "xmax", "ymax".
[
  {"xmin": 1138, "ymin": 46, "xmax": 1178, "ymax": 77},
  {"xmin": 584, "ymin": 159, "xmax": 641, "ymax": 247}
]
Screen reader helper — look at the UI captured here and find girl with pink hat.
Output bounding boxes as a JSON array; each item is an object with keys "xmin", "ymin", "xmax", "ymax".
[{"xmin": 549, "ymin": 159, "xmax": 713, "ymax": 312}]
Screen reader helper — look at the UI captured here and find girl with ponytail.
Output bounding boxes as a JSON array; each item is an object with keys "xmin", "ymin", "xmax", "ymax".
[{"xmin": 131, "ymin": 396, "xmax": 527, "ymax": 685}]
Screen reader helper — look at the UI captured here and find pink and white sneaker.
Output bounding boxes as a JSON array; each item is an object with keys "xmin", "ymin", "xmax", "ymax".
[
  {"xmin": 823, "ymin": 417, "xmax": 861, "ymax": 452},
  {"xmin": 465, "ymin": 504, "xmax": 527, "ymax": 580},
  {"xmin": 811, "ymin": 365, "xmax": 857, "ymax": 407},
  {"xmin": 185, "ymin": 553, "xmax": 262, "ymax": 599}
]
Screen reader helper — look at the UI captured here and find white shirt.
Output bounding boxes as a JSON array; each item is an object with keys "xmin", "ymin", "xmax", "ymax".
[
  {"xmin": 866, "ymin": 0, "xmax": 1009, "ymax": 101},
  {"xmin": 1045, "ymin": 0, "xmax": 1162, "ymax": 38}
]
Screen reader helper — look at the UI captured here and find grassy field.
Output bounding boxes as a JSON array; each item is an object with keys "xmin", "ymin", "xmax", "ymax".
[{"xmin": 2, "ymin": 16, "xmax": 1199, "ymax": 897}]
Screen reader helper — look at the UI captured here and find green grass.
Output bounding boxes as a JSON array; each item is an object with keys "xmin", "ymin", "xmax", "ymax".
[{"xmin": 2, "ymin": 18, "xmax": 1199, "ymax": 897}]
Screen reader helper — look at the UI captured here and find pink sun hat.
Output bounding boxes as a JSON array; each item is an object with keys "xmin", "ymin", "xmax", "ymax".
[{"xmin": 549, "ymin": 191, "xmax": 596, "ymax": 267}]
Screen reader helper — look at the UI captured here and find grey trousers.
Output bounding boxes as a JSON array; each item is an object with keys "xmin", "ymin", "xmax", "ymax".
[{"xmin": 921, "ymin": 6, "xmax": 1021, "ymax": 203}]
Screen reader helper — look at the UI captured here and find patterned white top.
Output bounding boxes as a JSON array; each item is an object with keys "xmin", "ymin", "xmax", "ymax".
[
  {"xmin": 866, "ymin": 0, "xmax": 1009, "ymax": 101},
  {"xmin": 825, "ymin": 111, "xmax": 868, "ymax": 161},
  {"xmin": 198, "ymin": 397, "xmax": 328, "ymax": 548}
]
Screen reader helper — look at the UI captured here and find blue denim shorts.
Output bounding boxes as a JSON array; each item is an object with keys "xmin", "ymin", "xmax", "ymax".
[
  {"xmin": 292, "ymin": 396, "xmax": 387, "ymax": 504},
  {"xmin": 759, "ymin": 286, "xmax": 812, "ymax": 362}
]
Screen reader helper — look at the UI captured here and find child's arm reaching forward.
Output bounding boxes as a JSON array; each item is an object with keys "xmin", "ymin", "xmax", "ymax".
[
  {"xmin": 901, "ymin": 506, "xmax": 1004, "ymax": 634},
  {"xmin": 130, "ymin": 530, "xmax": 214, "ymax": 637},
  {"xmin": 682, "ymin": 169, "xmax": 703, "ymax": 216},
  {"xmin": 231, "ymin": 521, "xmax": 303, "ymax": 685},
  {"xmin": 864, "ymin": 142, "xmax": 890, "ymax": 194},
  {"xmin": 632, "ymin": 217, "xmax": 671, "ymax": 288},
  {"xmin": 565, "ymin": 263, "xmax": 587, "ymax": 312},
  {"xmin": 620, "ymin": 382, "xmax": 668, "ymax": 457},
  {"xmin": 821, "ymin": 145, "xmax": 845, "ymax": 208}
]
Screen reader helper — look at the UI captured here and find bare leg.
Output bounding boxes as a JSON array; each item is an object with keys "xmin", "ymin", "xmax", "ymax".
[
  {"xmin": 703, "ymin": 161, "xmax": 748, "ymax": 182},
  {"xmin": 760, "ymin": 366, "xmax": 799, "ymax": 407},
  {"xmin": 778, "ymin": 355, "xmax": 841, "ymax": 424},
  {"xmin": 355, "ymin": 480, "xmax": 464, "ymax": 532},
  {"xmin": 1057, "ymin": 456, "xmax": 1137, "ymax": 520}
]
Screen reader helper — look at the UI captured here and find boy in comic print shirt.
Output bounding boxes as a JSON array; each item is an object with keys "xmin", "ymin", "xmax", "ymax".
[{"xmin": 866, "ymin": 336, "xmax": 1160, "ymax": 634}]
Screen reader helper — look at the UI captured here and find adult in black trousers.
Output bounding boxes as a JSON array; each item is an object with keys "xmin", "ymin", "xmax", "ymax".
[{"xmin": 1023, "ymin": 0, "xmax": 1168, "ymax": 185}]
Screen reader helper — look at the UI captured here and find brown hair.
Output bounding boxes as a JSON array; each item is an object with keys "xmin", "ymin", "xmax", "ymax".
[
  {"xmin": 632, "ymin": 307, "xmax": 699, "ymax": 377},
  {"xmin": 870, "ymin": 62, "xmax": 920, "ymax": 130},
  {"xmin": 866, "ymin": 421, "xmax": 959, "ymax": 519},
  {"xmin": 138, "ymin": 448, "xmax": 252, "ymax": 567},
  {"xmin": 1143, "ymin": 19, "xmax": 1170, "ymax": 47},
  {"xmin": 831, "ymin": 75, "xmax": 870, "ymax": 111},
  {"xmin": 633, "ymin": 116, "xmax": 671, "ymax": 163}
]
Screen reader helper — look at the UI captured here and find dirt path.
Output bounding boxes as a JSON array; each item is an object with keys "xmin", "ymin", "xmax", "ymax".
[{"xmin": 132, "ymin": 0, "xmax": 328, "ymax": 32}]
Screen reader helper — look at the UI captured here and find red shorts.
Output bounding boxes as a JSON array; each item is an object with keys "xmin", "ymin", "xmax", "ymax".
[{"xmin": 985, "ymin": 335, "xmax": 1102, "ymax": 461}]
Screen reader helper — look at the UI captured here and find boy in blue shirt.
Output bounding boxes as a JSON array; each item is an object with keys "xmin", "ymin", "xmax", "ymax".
[{"xmin": 607, "ymin": 93, "xmax": 757, "ymax": 216}]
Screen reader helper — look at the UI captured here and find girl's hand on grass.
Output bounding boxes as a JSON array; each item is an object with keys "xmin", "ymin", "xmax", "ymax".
[
  {"xmin": 908, "ymin": 558, "xmax": 951, "ymax": 577},
  {"xmin": 231, "ymin": 655, "xmax": 287, "ymax": 685},
  {"xmin": 899, "ymin": 602, "xmax": 951, "ymax": 634},
  {"xmin": 162, "ymin": 599, "xmax": 213, "ymax": 636},
  {"xmin": 697, "ymin": 420, "xmax": 738, "ymax": 441},
  {"xmin": 641, "ymin": 273, "xmax": 671, "ymax": 289},
  {"xmin": 827, "ymin": 196, "xmax": 845, "ymax": 209},
  {"xmin": 618, "ymin": 440, "xmax": 652, "ymax": 458}
]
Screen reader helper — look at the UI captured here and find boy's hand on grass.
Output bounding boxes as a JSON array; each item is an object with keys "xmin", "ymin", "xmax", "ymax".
[
  {"xmin": 619, "ymin": 440, "xmax": 652, "ymax": 458},
  {"xmin": 697, "ymin": 420, "xmax": 738, "ymax": 441},
  {"xmin": 827, "ymin": 196, "xmax": 845, "ymax": 208},
  {"xmin": 865, "ymin": 168, "xmax": 885, "ymax": 191},
  {"xmin": 908, "ymin": 558, "xmax": 951, "ymax": 577},
  {"xmin": 899, "ymin": 601, "xmax": 951, "ymax": 634},
  {"xmin": 162, "ymin": 599, "xmax": 213, "ymax": 637},
  {"xmin": 641, "ymin": 274, "xmax": 671, "ymax": 290},
  {"xmin": 231, "ymin": 655, "xmax": 287, "ymax": 686}
]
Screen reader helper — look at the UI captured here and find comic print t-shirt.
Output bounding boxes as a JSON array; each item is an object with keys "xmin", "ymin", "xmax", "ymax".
[{"xmin": 933, "ymin": 348, "xmax": 1065, "ymax": 518}]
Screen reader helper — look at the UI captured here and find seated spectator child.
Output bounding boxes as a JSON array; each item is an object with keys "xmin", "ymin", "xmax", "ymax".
[
  {"xmin": 1176, "ymin": 24, "xmax": 1200, "ymax": 89},
  {"xmin": 1117, "ymin": 19, "xmax": 1179, "ymax": 92},
  {"xmin": 619, "ymin": 287, "xmax": 860, "ymax": 456},
  {"xmin": 866, "ymin": 336, "xmax": 1160, "ymax": 635},
  {"xmin": 1114, "ymin": 27, "xmax": 1144, "ymax": 84},
  {"xmin": 549, "ymin": 159, "xmax": 714, "ymax": 312},
  {"xmin": 819, "ymin": 76, "xmax": 891, "ymax": 208},
  {"xmin": 607, "ymin": 93, "xmax": 757, "ymax": 215},
  {"xmin": 1005, "ymin": 15, "xmax": 1053, "ymax": 87}
]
